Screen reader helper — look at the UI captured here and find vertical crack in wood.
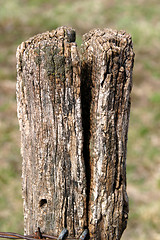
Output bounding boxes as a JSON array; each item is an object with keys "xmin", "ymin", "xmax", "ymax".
[{"xmin": 81, "ymin": 60, "xmax": 92, "ymax": 228}]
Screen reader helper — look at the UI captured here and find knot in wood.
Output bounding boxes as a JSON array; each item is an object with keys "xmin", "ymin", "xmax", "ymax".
[{"xmin": 66, "ymin": 29, "xmax": 76, "ymax": 42}]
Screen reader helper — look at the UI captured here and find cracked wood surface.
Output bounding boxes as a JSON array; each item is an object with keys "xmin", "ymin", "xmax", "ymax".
[
  {"xmin": 16, "ymin": 27, "xmax": 87, "ymax": 237},
  {"xmin": 81, "ymin": 28, "xmax": 134, "ymax": 239},
  {"xmin": 16, "ymin": 26, "xmax": 134, "ymax": 239}
]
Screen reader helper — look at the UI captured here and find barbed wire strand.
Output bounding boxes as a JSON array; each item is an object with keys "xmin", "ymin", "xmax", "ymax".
[{"xmin": 0, "ymin": 231, "xmax": 88, "ymax": 240}]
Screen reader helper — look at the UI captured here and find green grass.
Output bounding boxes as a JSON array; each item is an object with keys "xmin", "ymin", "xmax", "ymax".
[
  {"xmin": 0, "ymin": 0, "xmax": 160, "ymax": 239},
  {"xmin": 150, "ymin": 92, "xmax": 160, "ymax": 103}
]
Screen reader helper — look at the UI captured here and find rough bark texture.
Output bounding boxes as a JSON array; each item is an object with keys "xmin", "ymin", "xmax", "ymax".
[
  {"xmin": 16, "ymin": 27, "xmax": 87, "ymax": 238},
  {"xmin": 16, "ymin": 26, "xmax": 134, "ymax": 240},
  {"xmin": 81, "ymin": 28, "xmax": 134, "ymax": 239}
]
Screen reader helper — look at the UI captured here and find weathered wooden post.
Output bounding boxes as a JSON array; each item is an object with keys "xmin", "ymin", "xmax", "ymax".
[
  {"xmin": 16, "ymin": 27, "xmax": 87, "ymax": 237},
  {"xmin": 16, "ymin": 26, "xmax": 134, "ymax": 240},
  {"xmin": 81, "ymin": 28, "xmax": 134, "ymax": 239}
]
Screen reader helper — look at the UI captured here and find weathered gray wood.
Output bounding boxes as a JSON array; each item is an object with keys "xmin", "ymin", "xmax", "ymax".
[
  {"xmin": 81, "ymin": 28, "xmax": 134, "ymax": 239},
  {"xmin": 16, "ymin": 27, "xmax": 87, "ymax": 238},
  {"xmin": 17, "ymin": 26, "xmax": 134, "ymax": 240}
]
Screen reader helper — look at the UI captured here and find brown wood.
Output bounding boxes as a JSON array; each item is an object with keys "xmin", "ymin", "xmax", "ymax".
[
  {"xmin": 16, "ymin": 27, "xmax": 134, "ymax": 240},
  {"xmin": 16, "ymin": 27, "xmax": 87, "ymax": 238},
  {"xmin": 81, "ymin": 28, "xmax": 134, "ymax": 239}
]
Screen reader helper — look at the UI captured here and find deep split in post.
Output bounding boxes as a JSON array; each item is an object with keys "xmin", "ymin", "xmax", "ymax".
[{"xmin": 16, "ymin": 26, "xmax": 134, "ymax": 240}]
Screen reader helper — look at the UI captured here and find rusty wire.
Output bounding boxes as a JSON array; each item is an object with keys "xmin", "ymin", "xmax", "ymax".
[
  {"xmin": 0, "ymin": 230, "xmax": 89, "ymax": 240},
  {"xmin": 0, "ymin": 231, "xmax": 57, "ymax": 240}
]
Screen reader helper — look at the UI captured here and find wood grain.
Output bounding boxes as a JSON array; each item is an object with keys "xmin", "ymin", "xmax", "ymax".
[
  {"xmin": 81, "ymin": 28, "xmax": 134, "ymax": 239},
  {"xmin": 16, "ymin": 27, "xmax": 87, "ymax": 237},
  {"xmin": 17, "ymin": 27, "xmax": 134, "ymax": 240}
]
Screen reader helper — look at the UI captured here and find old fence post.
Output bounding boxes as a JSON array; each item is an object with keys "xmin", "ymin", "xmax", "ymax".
[
  {"xmin": 16, "ymin": 27, "xmax": 87, "ymax": 237},
  {"xmin": 16, "ymin": 27, "xmax": 134, "ymax": 239},
  {"xmin": 81, "ymin": 29, "xmax": 134, "ymax": 239}
]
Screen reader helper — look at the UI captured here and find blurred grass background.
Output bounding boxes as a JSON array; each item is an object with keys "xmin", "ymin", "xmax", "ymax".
[{"xmin": 0, "ymin": 0, "xmax": 160, "ymax": 239}]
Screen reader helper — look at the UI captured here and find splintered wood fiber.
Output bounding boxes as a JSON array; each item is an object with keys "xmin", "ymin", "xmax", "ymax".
[
  {"xmin": 81, "ymin": 28, "xmax": 134, "ymax": 239},
  {"xmin": 16, "ymin": 27, "xmax": 87, "ymax": 237},
  {"xmin": 16, "ymin": 26, "xmax": 134, "ymax": 240}
]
